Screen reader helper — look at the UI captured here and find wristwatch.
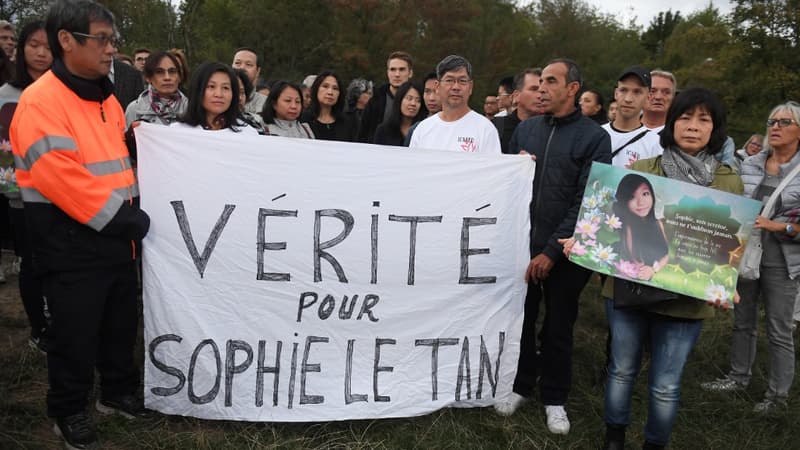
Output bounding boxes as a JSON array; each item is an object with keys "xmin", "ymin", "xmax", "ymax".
[{"xmin": 786, "ymin": 224, "xmax": 795, "ymax": 235}]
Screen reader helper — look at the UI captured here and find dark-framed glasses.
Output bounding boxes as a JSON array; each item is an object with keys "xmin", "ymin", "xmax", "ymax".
[
  {"xmin": 766, "ymin": 118, "xmax": 797, "ymax": 128},
  {"xmin": 70, "ymin": 31, "xmax": 119, "ymax": 48}
]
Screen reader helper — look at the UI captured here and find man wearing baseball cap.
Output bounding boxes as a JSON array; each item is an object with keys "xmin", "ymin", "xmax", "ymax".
[{"xmin": 602, "ymin": 66, "xmax": 663, "ymax": 168}]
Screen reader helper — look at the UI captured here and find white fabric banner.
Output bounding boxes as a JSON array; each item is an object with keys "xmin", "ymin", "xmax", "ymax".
[{"xmin": 136, "ymin": 122, "xmax": 534, "ymax": 422}]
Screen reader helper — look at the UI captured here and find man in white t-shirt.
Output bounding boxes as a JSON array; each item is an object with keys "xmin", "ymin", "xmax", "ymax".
[
  {"xmin": 409, "ymin": 55, "xmax": 501, "ymax": 154},
  {"xmin": 602, "ymin": 66, "xmax": 663, "ymax": 168}
]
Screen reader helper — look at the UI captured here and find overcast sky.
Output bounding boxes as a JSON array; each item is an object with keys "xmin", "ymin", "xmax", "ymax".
[{"xmin": 584, "ymin": 0, "xmax": 735, "ymax": 28}]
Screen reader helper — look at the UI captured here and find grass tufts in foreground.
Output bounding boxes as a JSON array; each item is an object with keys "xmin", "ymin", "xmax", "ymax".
[{"xmin": 1, "ymin": 272, "xmax": 798, "ymax": 449}]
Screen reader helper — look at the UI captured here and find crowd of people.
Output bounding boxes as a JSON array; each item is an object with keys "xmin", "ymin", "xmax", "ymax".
[{"xmin": 1, "ymin": 1, "xmax": 799, "ymax": 449}]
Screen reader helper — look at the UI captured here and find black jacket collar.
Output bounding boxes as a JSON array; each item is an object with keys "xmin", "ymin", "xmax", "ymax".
[
  {"xmin": 544, "ymin": 107, "xmax": 583, "ymax": 127},
  {"xmin": 52, "ymin": 58, "xmax": 115, "ymax": 103}
]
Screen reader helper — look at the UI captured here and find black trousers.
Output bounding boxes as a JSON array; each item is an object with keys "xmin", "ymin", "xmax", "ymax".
[
  {"xmin": 512, "ymin": 258, "xmax": 592, "ymax": 405},
  {"xmin": 10, "ymin": 207, "xmax": 47, "ymax": 338},
  {"xmin": 44, "ymin": 262, "xmax": 139, "ymax": 417}
]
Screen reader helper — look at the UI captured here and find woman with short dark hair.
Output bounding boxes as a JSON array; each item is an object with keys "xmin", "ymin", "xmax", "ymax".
[
  {"xmin": 560, "ymin": 88, "xmax": 742, "ymax": 450},
  {"xmin": 599, "ymin": 87, "xmax": 742, "ymax": 450}
]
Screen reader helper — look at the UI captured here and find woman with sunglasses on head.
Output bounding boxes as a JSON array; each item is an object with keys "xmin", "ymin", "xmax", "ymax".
[
  {"xmin": 124, "ymin": 51, "xmax": 187, "ymax": 127},
  {"xmin": 701, "ymin": 101, "xmax": 800, "ymax": 414}
]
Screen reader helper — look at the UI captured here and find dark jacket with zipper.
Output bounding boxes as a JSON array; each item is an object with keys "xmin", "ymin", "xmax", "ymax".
[{"xmin": 509, "ymin": 107, "xmax": 611, "ymax": 261}]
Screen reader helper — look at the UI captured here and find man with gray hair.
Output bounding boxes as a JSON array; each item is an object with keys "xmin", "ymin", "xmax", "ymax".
[
  {"xmin": 409, "ymin": 55, "xmax": 500, "ymax": 153},
  {"xmin": 642, "ymin": 69, "xmax": 676, "ymax": 132}
]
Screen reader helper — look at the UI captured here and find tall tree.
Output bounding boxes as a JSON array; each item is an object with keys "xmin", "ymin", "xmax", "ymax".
[
  {"xmin": 0, "ymin": 0, "xmax": 49, "ymax": 26},
  {"xmin": 641, "ymin": 10, "xmax": 682, "ymax": 62},
  {"xmin": 99, "ymin": 0, "xmax": 178, "ymax": 54}
]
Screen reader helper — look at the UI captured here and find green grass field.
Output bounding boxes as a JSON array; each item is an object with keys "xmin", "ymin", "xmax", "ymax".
[{"xmin": 1, "ymin": 269, "xmax": 798, "ymax": 449}]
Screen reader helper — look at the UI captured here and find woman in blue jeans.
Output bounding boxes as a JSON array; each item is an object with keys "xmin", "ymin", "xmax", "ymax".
[
  {"xmin": 701, "ymin": 101, "xmax": 800, "ymax": 413},
  {"xmin": 564, "ymin": 87, "xmax": 742, "ymax": 449}
]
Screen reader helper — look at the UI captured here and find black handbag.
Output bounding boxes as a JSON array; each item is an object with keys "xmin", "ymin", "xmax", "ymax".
[{"xmin": 613, "ymin": 277, "xmax": 678, "ymax": 309}]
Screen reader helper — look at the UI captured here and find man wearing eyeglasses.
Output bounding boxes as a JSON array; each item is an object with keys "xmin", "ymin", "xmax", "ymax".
[
  {"xmin": 10, "ymin": 1, "xmax": 150, "ymax": 448},
  {"xmin": 409, "ymin": 55, "xmax": 501, "ymax": 154},
  {"xmin": 132, "ymin": 47, "xmax": 150, "ymax": 72}
]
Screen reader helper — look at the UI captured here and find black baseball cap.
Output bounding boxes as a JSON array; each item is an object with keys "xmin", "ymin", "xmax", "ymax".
[{"xmin": 618, "ymin": 66, "xmax": 651, "ymax": 88}]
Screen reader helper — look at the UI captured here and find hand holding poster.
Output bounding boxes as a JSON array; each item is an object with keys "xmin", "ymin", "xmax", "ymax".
[
  {"xmin": 568, "ymin": 162, "xmax": 761, "ymax": 307},
  {"xmin": 136, "ymin": 123, "xmax": 534, "ymax": 422}
]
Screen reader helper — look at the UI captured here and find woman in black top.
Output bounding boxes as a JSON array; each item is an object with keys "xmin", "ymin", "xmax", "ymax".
[
  {"xmin": 301, "ymin": 70, "xmax": 356, "ymax": 141},
  {"xmin": 373, "ymin": 80, "xmax": 427, "ymax": 146}
]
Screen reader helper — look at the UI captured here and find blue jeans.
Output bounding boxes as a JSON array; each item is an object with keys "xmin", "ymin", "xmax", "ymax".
[{"xmin": 604, "ymin": 299, "xmax": 702, "ymax": 446}]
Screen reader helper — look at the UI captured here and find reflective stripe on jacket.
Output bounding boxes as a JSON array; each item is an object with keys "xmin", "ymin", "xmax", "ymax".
[{"xmin": 10, "ymin": 70, "xmax": 140, "ymax": 272}]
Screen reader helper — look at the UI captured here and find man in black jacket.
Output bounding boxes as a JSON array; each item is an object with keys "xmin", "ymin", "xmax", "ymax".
[
  {"xmin": 357, "ymin": 51, "xmax": 413, "ymax": 143},
  {"xmin": 495, "ymin": 67, "xmax": 542, "ymax": 154},
  {"xmin": 494, "ymin": 58, "xmax": 611, "ymax": 435}
]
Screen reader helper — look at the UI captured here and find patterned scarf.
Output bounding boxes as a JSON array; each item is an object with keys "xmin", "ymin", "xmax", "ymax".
[
  {"xmin": 148, "ymin": 86, "xmax": 185, "ymax": 122},
  {"xmin": 660, "ymin": 145, "xmax": 719, "ymax": 186}
]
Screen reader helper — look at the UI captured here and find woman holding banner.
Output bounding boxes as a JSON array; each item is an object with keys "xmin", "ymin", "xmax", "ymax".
[
  {"xmin": 564, "ymin": 87, "xmax": 742, "ymax": 450},
  {"xmin": 175, "ymin": 62, "xmax": 257, "ymax": 134},
  {"xmin": 701, "ymin": 100, "xmax": 800, "ymax": 414}
]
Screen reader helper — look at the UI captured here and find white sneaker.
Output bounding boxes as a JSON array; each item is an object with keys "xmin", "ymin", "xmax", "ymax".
[
  {"xmin": 494, "ymin": 392, "xmax": 527, "ymax": 416},
  {"xmin": 545, "ymin": 405, "xmax": 570, "ymax": 434}
]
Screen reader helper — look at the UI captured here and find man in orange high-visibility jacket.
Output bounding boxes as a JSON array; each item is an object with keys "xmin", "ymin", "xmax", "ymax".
[{"xmin": 10, "ymin": 2, "xmax": 150, "ymax": 448}]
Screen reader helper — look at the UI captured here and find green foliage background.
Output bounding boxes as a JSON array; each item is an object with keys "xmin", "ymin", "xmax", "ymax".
[{"xmin": 2, "ymin": 0, "xmax": 798, "ymax": 144}]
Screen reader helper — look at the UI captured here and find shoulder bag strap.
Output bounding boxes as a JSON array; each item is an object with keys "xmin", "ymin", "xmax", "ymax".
[{"xmin": 611, "ymin": 129, "xmax": 650, "ymax": 158}]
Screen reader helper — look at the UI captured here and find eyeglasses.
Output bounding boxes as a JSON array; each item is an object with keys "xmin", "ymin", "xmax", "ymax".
[
  {"xmin": 440, "ymin": 77, "xmax": 471, "ymax": 87},
  {"xmin": 70, "ymin": 31, "xmax": 119, "ymax": 48},
  {"xmin": 766, "ymin": 118, "xmax": 797, "ymax": 128},
  {"xmin": 154, "ymin": 68, "xmax": 179, "ymax": 76}
]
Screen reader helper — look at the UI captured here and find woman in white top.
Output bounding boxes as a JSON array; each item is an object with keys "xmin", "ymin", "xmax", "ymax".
[{"xmin": 175, "ymin": 61, "xmax": 257, "ymax": 134}]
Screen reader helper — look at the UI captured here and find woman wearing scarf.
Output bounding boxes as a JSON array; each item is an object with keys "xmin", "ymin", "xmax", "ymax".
[
  {"xmin": 125, "ymin": 50, "xmax": 188, "ymax": 126},
  {"xmin": 577, "ymin": 88, "xmax": 743, "ymax": 450},
  {"xmin": 701, "ymin": 101, "xmax": 800, "ymax": 413}
]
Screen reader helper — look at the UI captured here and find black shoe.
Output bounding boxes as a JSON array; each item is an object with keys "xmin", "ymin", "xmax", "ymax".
[
  {"xmin": 643, "ymin": 441, "xmax": 665, "ymax": 450},
  {"xmin": 96, "ymin": 394, "xmax": 149, "ymax": 419},
  {"xmin": 603, "ymin": 424, "xmax": 626, "ymax": 450},
  {"xmin": 53, "ymin": 412, "xmax": 98, "ymax": 450}
]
